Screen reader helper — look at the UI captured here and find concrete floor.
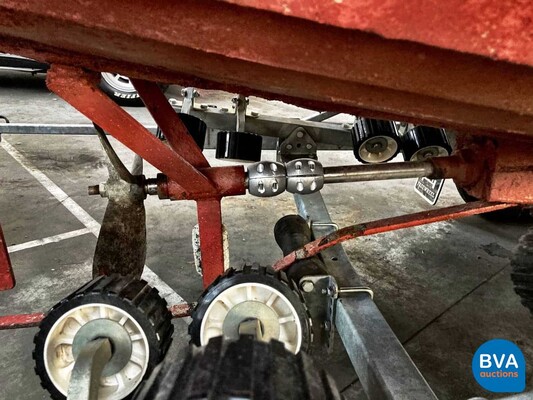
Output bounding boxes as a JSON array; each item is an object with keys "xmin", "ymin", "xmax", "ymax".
[{"xmin": 0, "ymin": 71, "xmax": 532, "ymax": 399}]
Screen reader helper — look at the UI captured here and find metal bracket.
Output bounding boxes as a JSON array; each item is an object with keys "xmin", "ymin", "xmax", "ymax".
[
  {"xmin": 279, "ymin": 127, "xmax": 318, "ymax": 160},
  {"xmin": 338, "ymin": 286, "xmax": 374, "ymax": 299},
  {"xmin": 232, "ymin": 94, "xmax": 248, "ymax": 132},
  {"xmin": 298, "ymin": 274, "xmax": 338, "ymax": 350},
  {"xmin": 180, "ymin": 87, "xmax": 199, "ymax": 115}
]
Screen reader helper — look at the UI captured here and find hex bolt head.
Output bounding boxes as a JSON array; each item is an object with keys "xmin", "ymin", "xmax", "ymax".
[{"xmin": 301, "ymin": 280, "xmax": 315, "ymax": 293}]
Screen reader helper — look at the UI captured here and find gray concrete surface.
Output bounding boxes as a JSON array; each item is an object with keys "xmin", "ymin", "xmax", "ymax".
[{"xmin": 0, "ymin": 70, "xmax": 532, "ymax": 399}]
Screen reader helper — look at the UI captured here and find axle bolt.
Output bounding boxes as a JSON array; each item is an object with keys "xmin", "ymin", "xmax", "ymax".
[{"xmin": 301, "ymin": 280, "xmax": 315, "ymax": 293}]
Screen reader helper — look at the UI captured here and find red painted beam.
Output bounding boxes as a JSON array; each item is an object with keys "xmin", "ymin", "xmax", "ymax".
[
  {"xmin": 0, "ymin": 224, "xmax": 15, "ymax": 290},
  {"xmin": 273, "ymin": 201, "xmax": 516, "ymax": 271},
  {"xmin": 0, "ymin": 313, "xmax": 43, "ymax": 329},
  {"xmin": 196, "ymin": 198, "xmax": 226, "ymax": 287},
  {"xmin": 2, "ymin": 1, "xmax": 533, "ymax": 138},
  {"xmin": 46, "ymin": 65, "xmax": 217, "ymax": 196},
  {"xmin": 157, "ymin": 166, "xmax": 246, "ymax": 201},
  {"xmin": 131, "ymin": 79, "xmax": 210, "ymax": 169}
]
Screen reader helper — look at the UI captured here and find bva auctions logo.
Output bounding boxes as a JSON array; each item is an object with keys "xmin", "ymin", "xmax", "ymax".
[{"xmin": 472, "ymin": 339, "xmax": 525, "ymax": 393}]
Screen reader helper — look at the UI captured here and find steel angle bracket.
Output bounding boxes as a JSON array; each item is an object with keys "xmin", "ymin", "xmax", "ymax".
[{"xmin": 298, "ymin": 274, "xmax": 338, "ymax": 350}]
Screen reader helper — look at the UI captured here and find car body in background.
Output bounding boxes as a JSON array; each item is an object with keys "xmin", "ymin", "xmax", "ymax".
[{"xmin": 0, "ymin": 53, "xmax": 145, "ymax": 106}]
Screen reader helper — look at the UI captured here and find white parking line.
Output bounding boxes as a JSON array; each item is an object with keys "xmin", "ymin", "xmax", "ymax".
[
  {"xmin": 1, "ymin": 139, "xmax": 185, "ymax": 306},
  {"xmin": 7, "ymin": 228, "xmax": 91, "ymax": 253}
]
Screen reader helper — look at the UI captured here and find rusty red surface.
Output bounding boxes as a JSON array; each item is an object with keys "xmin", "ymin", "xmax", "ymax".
[
  {"xmin": 0, "ymin": 224, "xmax": 15, "ymax": 290},
  {"xmin": 273, "ymin": 201, "xmax": 516, "ymax": 271},
  {"xmin": 196, "ymin": 199, "xmax": 226, "ymax": 287},
  {"xmin": 46, "ymin": 65, "xmax": 217, "ymax": 195},
  {"xmin": 158, "ymin": 167, "xmax": 246, "ymax": 201},
  {"xmin": 224, "ymin": 0, "xmax": 533, "ymax": 67},
  {"xmin": 0, "ymin": 313, "xmax": 44, "ymax": 329},
  {"xmin": 1, "ymin": 1, "xmax": 533, "ymax": 137},
  {"xmin": 0, "ymin": 304, "xmax": 192, "ymax": 330},
  {"xmin": 168, "ymin": 303, "xmax": 194, "ymax": 319},
  {"xmin": 131, "ymin": 79, "xmax": 210, "ymax": 169}
]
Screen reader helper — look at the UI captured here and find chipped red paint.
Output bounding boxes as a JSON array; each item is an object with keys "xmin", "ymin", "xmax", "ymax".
[
  {"xmin": 273, "ymin": 201, "xmax": 516, "ymax": 271},
  {"xmin": 196, "ymin": 199, "xmax": 226, "ymax": 288},
  {"xmin": 131, "ymin": 79, "xmax": 210, "ymax": 169},
  {"xmin": 46, "ymin": 65, "xmax": 218, "ymax": 196},
  {"xmin": 157, "ymin": 167, "xmax": 246, "ymax": 201},
  {"xmin": 0, "ymin": 304, "xmax": 193, "ymax": 330},
  {"xmin": 222, "ymin": 0, "xmax": 533, "ymax": 67},
  {"xmin": 0, "ymin": 313, "xmax": 44, "ymax": 329},
  {"xmin": 0, "ymin": 224, "xmax": 15, "ymax": 290},
  {"xmin": 1, "ymin": 1, "xmax": 533, "ymax": 137},
  {"xmin": 168, "ymin": 303, "xmax": 194, "ymax": 319}
]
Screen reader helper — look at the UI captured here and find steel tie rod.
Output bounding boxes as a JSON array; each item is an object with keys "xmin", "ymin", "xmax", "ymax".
[{"xmin": 273, "ymin": 201, "xmax": 516, "ymax": 271}]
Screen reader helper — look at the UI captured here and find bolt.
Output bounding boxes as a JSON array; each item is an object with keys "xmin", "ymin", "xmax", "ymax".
[
  {"xmin": 251, "ymin": 111, "xmax": 259, "ymax": 117},
  {"xmin": 342, "ymin": 123, "xmax": 352, "ymax": 129},
  {"xmin": 306, "ymin": 144, "xmax": 313, "ymax": 150},
  {"xmin": 296, "ymin": 131, "xmax": 304, "ymax": 138},
  {"xmin": 301, "ymin": 280, "xmax": 315, "ymax": 293},
  {"xmin": 88, "ymin": 185, "xmax": 100, "ymax": 195},
  {"xmin": 180, "ymin": 88, "xmax": 187, "ymax": 97},
  {"xmin": 286, "ymin": 144, "xmax": 293, "ymax": 150}
]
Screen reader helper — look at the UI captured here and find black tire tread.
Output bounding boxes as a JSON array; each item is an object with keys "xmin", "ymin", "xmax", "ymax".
[
  {"xmin": 511, "ymin": 228, "xmax": 533, "ymax": 314},
  {"xmin": 134, "ymin": 335, "xmax": 341, "ymax": 400},
  {"xmin": 33, "ymin": 274, "xmax": 173, "ymax": 400},
  {"xmin": 188, "ymin": 265, "xmax": 311, "ymax": 351}
]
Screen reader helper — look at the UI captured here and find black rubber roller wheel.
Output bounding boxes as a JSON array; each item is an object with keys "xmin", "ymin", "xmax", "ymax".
[
  {"xmin": 133, "ymin": 335, "xmax": 341, "ymax": 400},
  {"xmin": 511, "ymin": 228, "xmax": 533, "ymax": 314},
  {"xmin": 33, "ymin": 274, "xmax": 173, "ymax": 400},
  {"xmin": 189, "ymin": 265, "xmax": 311, "ymax": 354}
]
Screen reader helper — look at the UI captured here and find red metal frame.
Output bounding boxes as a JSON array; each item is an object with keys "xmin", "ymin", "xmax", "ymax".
[
  {"xmin": 196, "ymin": 198, "xmax": 226, "ymax": 287},
  {"xmin": 0, "ymin": 224, "xmax": 15, "ymax": 290},
  {"xmin": 45, "ymin": 65, "xmax": 243, "ymax": 289},
  {"xmin": 1, "ymin": 201, "xmax": 515, "ymax": 329},
  {"xmin": 0, "ymin": 313, "xmax": 44, "ymax": 329},
  {"xmin": 273, "ymin": 201, "xmax": 515, "ymax": 271},
  {"xmin": 0, "ymin": 304, "xmax": 194, "ymax": 330}
]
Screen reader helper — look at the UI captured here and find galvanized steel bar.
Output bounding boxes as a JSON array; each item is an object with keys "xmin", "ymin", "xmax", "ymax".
[
  {"xmin": 335, "ymin": 297, "xmax": 438, "ymax": 400},
  {"xmin": 294, "ymin": 192, "xmax": 437, "ymax": 399}
]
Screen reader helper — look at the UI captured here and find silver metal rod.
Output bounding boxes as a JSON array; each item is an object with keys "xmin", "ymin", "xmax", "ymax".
[
  {"xmin": 323, "ymin": 161, "xmax": 435, "ymax": 184},
  {"xmin": 67, "ymin": 338, "xmax": 112, "ymax": 400},
  {"xmin": 303, "ymin": 111, "xmax": 339, "ymax": 122}
]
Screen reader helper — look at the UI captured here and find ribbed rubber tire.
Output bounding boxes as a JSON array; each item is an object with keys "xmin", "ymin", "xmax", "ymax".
[
  {"xmin": 133, "ymin": 335, "xmax": 341, "ymax": 400},
  {"xmin": 511, "ymin": 228, "xmax": 533, "ymax": 314},
  {"xmin": 188, "ymin": 265, "xmax": 311, "ymax": 353},
  {"xmin": 33, "ymin": 274, "xmax": 174, "ymax": 400},
  {"xmin": 456, "ymin": 185, "xmax": 531, "ymax": 222}
]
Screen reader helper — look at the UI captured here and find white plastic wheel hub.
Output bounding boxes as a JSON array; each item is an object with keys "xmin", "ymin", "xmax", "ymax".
[
  {"xmin": 43, "ymin": 303, "xmax": 149, "ymax": 400},
  {"xmin": 410, "ymin": 145, "xmax": 449, "ymax": 161},
  {"xmin": 200, "ymin": 282, "xmax": 303, "ymax": 353},
  {"xmin": 101, "ymin": 73, "xmax": 137, "ymax": 93},
  {"xmin": 358, "ymin": 136, "xmax": 398, "ymax": 163}
]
